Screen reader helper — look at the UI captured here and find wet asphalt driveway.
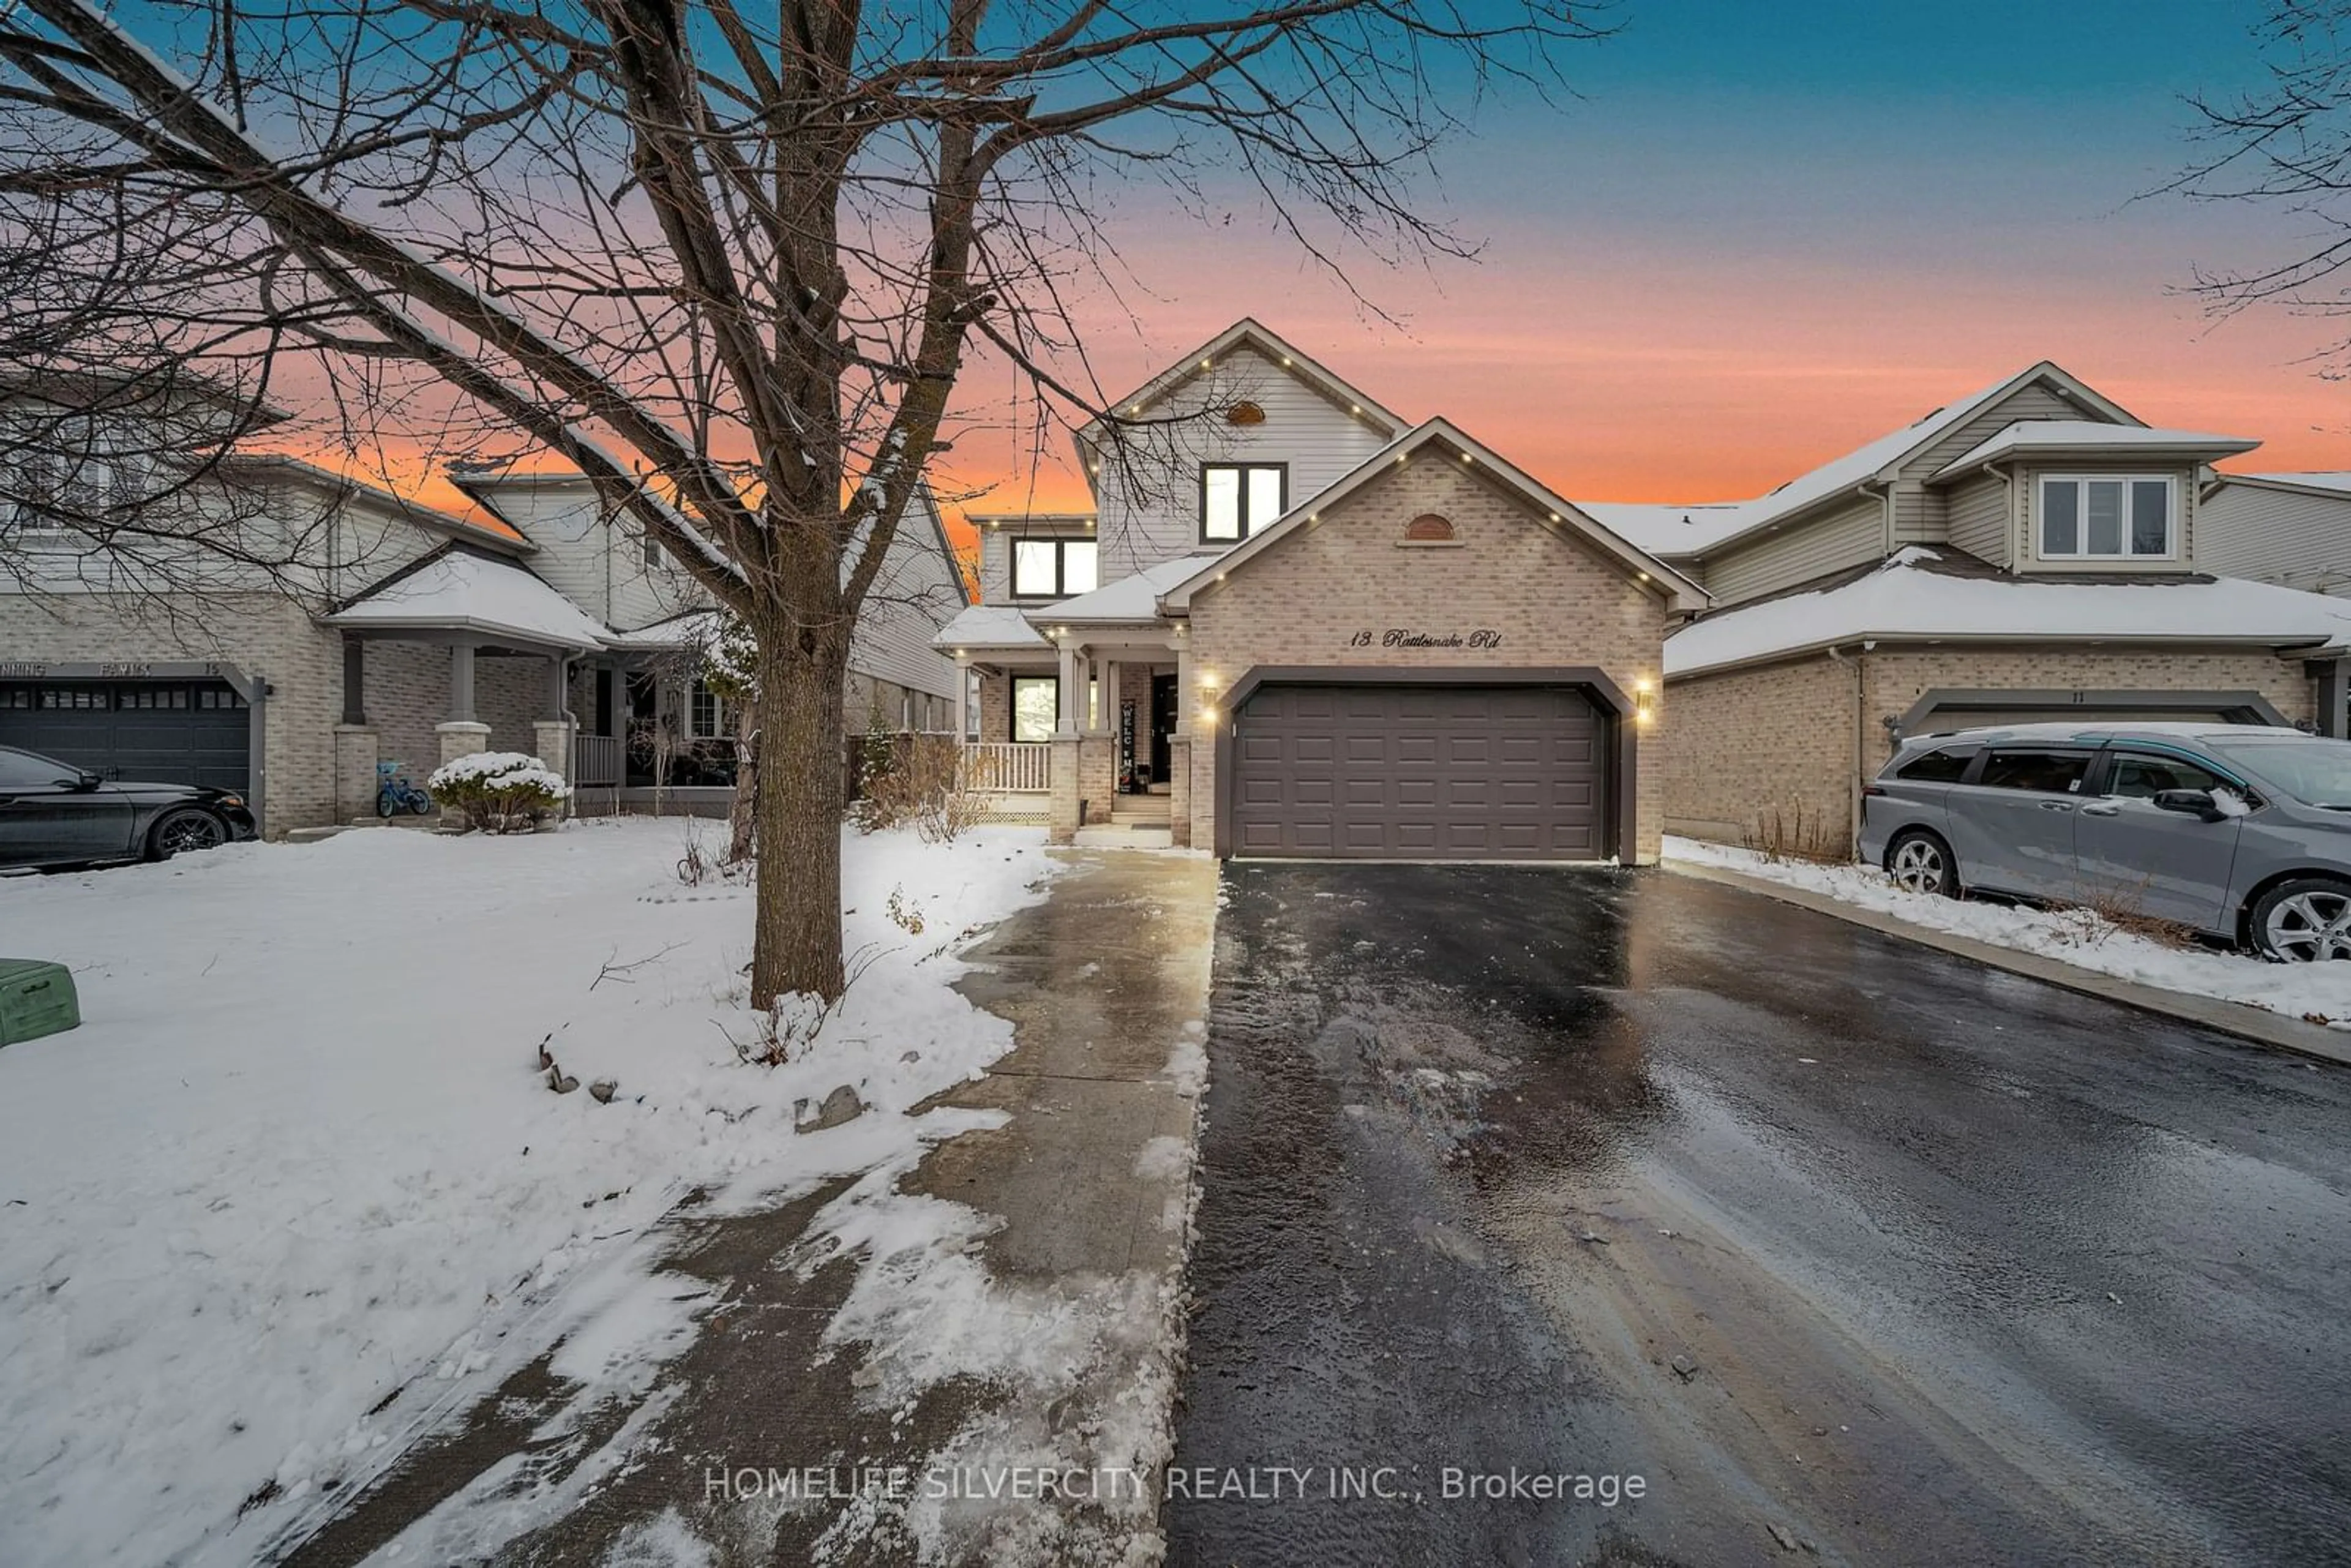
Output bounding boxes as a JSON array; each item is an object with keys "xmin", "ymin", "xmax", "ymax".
[{"xmin": 1168, "ymin": 864, "xmax": 2351, "ymax": 1568}]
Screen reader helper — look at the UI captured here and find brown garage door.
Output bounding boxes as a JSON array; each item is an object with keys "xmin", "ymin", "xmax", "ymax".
[{"xmin": 1231, "ymin": 683, "xmax": 1607, "ymax": 860}]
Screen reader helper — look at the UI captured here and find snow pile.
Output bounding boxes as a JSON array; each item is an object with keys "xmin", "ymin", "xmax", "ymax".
[
  {"xmin": 0, "ymin": 820, "xmax": 1059, "ymax": 1567},
  {"xmin": 1665, "ymin": 836, "xmax": 2351, "ymax": 1024}
]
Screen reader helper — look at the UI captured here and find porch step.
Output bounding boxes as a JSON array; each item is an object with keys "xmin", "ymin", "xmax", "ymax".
[
  {"xmin": 1109, "ymin": 800, "xmax": 1172, "ymax": 826},
  {"xmin": 1074, "ymin": 825, "xmax": 1174, "ymax": 849}
]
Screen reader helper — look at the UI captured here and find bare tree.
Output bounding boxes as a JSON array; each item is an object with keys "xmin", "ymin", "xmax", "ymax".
[
  {"xmin": 2176, "ymin": 2, "xmax": 2351, "ymax": 372},
  {"xmin": 0, "ymin": 0, "xmax": 1602, "ymax": 1006}
]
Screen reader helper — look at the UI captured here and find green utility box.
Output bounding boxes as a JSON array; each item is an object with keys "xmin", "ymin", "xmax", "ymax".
[{"xmin": 0, "ymin": 959, "xmax": 80, "ymax": 1048}]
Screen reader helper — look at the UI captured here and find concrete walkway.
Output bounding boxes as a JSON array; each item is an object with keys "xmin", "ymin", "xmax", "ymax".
[
  {"xmin": 277, "ymin": 848, "xmax": 1216, "ymax": 1568},
  {"xmin": 1666, "ymin": 857, "xmax": 2351, "ymax": 1068}
]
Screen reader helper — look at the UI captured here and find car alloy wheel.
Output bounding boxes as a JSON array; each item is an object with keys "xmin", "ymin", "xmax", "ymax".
[
  {"xmin": 1888, "ymin": 836, "xmax": 1949, "ymax": 896},
  {"xmin": 2262, "ymin": 888, "xmax": 2351, "ymax": 963},
  {"xmin": 154, "ymin": 809, "xmax": 225, "ymax": 858}
]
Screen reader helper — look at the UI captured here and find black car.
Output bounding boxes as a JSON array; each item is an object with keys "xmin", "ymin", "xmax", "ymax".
[{"xmin": 0, "ymin": 744, "xmax": 257, "ymax": 870}]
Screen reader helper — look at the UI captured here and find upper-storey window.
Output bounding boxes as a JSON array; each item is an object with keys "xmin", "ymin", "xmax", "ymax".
[
  {"xmin": 1201, "ymin": 463, "xmax": 1286, "ymax": 542},
  {"xmin": 2039, "ymin": 475, "xmax": 2175, "ymax": 560},
  {"xmin": 1011, "ymin": 536, "xmax": 1097, "ymax": 599}
]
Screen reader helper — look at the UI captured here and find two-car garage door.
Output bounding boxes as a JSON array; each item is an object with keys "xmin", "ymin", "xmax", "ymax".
[
  {"xmin": 1231, "ymin": 683, "xmax": 1609, "ymax": 860},
  {"xmin": 0, "ymin": 680, "xmax": 252, "ymax": 791}
]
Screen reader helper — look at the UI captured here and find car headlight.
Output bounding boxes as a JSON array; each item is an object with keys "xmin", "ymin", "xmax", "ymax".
[{"xmin": 218, "ymin": 794, "xmax": 246, "ymax": 809}]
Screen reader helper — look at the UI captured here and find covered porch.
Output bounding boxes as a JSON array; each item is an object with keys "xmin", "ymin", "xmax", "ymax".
[{"xmin": 326, "ymin": 547, "xmax": 609, "ymax": 822}]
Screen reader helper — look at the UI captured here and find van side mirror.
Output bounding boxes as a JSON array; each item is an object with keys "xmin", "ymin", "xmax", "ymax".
[{"xmin": 2153, "ymin": 788, "xmax": 2223, "ymax": 822}]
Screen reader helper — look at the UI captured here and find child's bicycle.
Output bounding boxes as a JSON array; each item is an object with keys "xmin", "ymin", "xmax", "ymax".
[{"xmin": 376, "ymin": 760, "xmax": 434, "ymax": 817}]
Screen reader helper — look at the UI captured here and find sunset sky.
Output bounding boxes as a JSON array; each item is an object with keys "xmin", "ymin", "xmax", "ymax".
[{"xmin": 932, "ymin": 0, "xmax": 2350, "ymax": 531}]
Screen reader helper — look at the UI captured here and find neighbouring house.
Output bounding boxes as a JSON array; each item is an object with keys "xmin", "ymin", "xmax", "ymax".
[
  {"xmin": 935, "ymin": 320, "xmax": 1703, "ymax": 860},
  {"xmin": 1575, "ymin": 362, "xmax": 2351, "ymax": 851},
  {"xmin": 2195, "ymin": 471, "xmax": 2351, "ymax": 596},
  {"xmin": 0, "ymin": 386, "xmax": 967, "ymax": 833}
]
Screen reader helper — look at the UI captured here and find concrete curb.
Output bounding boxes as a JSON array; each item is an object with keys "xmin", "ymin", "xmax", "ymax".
[{"xmin": 1662, "ymin": 858, "xmax": 2351, "ymax": 1070}]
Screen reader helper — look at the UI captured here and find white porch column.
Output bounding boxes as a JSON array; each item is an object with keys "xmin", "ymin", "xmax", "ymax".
[
  {"xmin": 447, "ymin": 642, "xmax": 476, "ymax": 723},
  {"xmin": 1095, "ymin": 658, "xmax": 1120, "ymax": 737},
  {"xmin": 1056, "ymin": 640, "xmax": 1080, "ymax": 736}
]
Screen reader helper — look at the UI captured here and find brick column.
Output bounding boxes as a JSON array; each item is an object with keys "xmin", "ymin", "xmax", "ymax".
[
  {"xmin": 1078, "ymin": 733, "xmax": 1117, "ymax": 823},
  {"xmin": 334, "ymin": 724, "xmax": 378, "ymax": 823},
  {"xmin": 1048, "ymin": 735, "xmax": 1081, "ymax": 845},
  {"xmin": 531, "ymin": 718, "xmax": 576, "ymax": 820}
]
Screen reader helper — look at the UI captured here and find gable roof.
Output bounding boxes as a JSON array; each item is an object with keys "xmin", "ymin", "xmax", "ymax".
[
  {"xmin": 1665, "ymin": 361, "xmax": 2143, "ymax": 558},
  {"xmin": 1664, "ymin": 546, "xmax": 2351, "ymax": 678},
  {"xmin": 2216, "ymin": 471, "xmax": 2351, "ymax": 502},
  {"xmin": 327, "ymin": 544, "xmax": 610, "ymax": 651},
  {"xmin": 1157, "ymin": 418, "xmax": 1708, "ymax": 613},
  {"xmin": 217, "ymin": 452, "xmax": 529, "ymax": 550},
  {"xmin": 1931, "ymin": 420, "xmax": 2259, "ymax": 482},
  {"xmin": 1074, "ymin": 319, "xmax": 1406, "ymax": 478},
  {"xmin": 1567, "ymin": 501, "xmax": 1748, "ymax": 559}
]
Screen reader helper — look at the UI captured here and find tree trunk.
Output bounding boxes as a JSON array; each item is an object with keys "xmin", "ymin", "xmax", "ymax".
[
  {"xmin": 726, "ymin": 705, "xmax": 758, "ymax": 865},
  {"xmin": 751, "ymin": 629, "xmax": 847, "ymax": 1007}
]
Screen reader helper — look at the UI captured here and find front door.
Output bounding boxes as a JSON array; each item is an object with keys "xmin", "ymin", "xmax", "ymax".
[{"xmin": 1150, "ymin": 673, "xmax": 1177, "ymax": 785}]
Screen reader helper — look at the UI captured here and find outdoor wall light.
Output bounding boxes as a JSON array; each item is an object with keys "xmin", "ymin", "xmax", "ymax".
[
  {"xmin": 1634, "ymin": 681, "xmax": 1658, "ymax": 725},
  {"xmin": 1197, "ymin": 703, "xmax": 1218, "ymax": 724}
]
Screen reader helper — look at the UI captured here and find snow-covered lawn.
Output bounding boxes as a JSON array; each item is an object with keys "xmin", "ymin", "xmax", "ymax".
[
  {"xmin": 1665, "ymin": 835, "xmax": 2351, "ymax": 1027},
  {"xmin": 0, "ymin": 818, "xmax": 1059, "ymax": 1567}
]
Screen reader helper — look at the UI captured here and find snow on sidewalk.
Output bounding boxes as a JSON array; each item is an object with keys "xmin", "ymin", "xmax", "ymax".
[
  {"xmin": 1664, "ymin": 835, "xmax": 2351, "ymax": 1026},
  {"xmin": 0, "ymin": 818, "xmax": 1060, "ymax": 1568}
]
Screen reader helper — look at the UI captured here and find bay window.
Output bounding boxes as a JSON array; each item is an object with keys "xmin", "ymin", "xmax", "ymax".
[
  {"xmin": 1201, "ymin": 462, "xmax": 1286, "ymax": 542},
  {"xmin": 2039, "ymin": 475, "xmax": 2175, "ymax": 560},
  {"xmin": 1011, "ymin": 536, "xmax": 1098, "ymax": 599}
]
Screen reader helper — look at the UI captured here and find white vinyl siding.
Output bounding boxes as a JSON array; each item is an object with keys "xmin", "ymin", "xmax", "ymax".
[
  {"xmin": 1898, "ymin": 381, "xmax": 2092, "ymax": 482},
  {"xmin": 1701, "ymin": 492, "xmax": 1888, "ymax": 606},
  {"xmin": 1944, "ymin": 471, "xmax": 2012, "ymax": 565},
  {"xmin": 844, "ymin": 506, "xmax": 967, "ymax": 702},
  {"xmin": 1092, "ymin": 343, "xmax": 1393, "ymax": 580},
  {"xmin": 2196, "ymin": 481, "xmax": 2351, "ymax": 596}
]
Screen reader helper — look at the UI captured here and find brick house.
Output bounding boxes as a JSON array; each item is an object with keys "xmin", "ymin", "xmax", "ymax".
[
  {"xmin": 1571, "ymin": 362, "xmax": 2351, "ymax": 851},
  {"xmin": 0, "ymin": 424, "xmax": 966, "ymax": 833},
  {"xmin": 936, "ymin": 321, "xmax": 1703, "ymax": 858}
]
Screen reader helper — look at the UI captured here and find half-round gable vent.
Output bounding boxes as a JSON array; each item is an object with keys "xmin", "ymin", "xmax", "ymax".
[
  {"xmin": 1223, "ymin": 400, "xmax": 1267, "ymax": 426},
  {"xmin": 1403, "ymin": 513, "xmax": 1456, "ymax": 542}
]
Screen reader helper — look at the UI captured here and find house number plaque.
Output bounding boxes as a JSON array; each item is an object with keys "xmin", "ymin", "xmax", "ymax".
[{"xmin": 1346, "ymin": 628, "xmax": 1504, "ymax": 650}]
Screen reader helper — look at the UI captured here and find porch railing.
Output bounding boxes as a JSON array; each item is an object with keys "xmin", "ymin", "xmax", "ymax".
[
  {"xmin": 574, "ymin": 732, "xmax": 623, "ymax": 789},
  {"xmin": 961, "ymin": 741, "xmax": 1051, "ymax": 792}
]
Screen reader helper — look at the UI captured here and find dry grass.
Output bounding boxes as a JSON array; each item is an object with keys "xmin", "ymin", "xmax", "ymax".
[
  {"xmin": 852, "ymin": 735, "xmax": 986, "ymax": 843},
  {"xmin": 2046, "ymin": 877, "xmax": 2202, "ymax": 951},
  {"xmin": 1742, "ymin": 803, "xmax": 1848, "ymax": 865}
]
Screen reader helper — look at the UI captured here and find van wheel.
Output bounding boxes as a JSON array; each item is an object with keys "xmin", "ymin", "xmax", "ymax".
[
  {"xmin": 2249, "ymin": 877, "xmax": 2351, "ymax": 962},
  {"xmin": 1885, "ymin": 830, "xmax": 1959, "ymax": 898}
]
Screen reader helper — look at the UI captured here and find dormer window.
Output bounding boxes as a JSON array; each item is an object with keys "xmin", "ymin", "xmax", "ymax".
[
  {"xmin": 1201, "ymin": 463, "xmax": 1285, "ymax": 542},
  {"xmin": 1011, "ymin": 536, "xmax": 1097, "ymax": 599},
  {"xmin": 2039, "ymin": 475, "xmax": 2175, "ymax": 560}
]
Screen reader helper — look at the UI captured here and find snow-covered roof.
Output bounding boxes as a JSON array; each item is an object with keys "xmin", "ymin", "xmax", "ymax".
[
  {"xmin": 329, "ymin": 548, "xmax": 611, "ymax": 651},
  {"xmin": 602, "ymin": 608, "xmax": 722, "ymax": 651},
  {"xmin": 1932, "ymin": 420, "xmax": 2259, "ymax": 481},
  {"xmin": 1665, "ymin": 547, "xmax": 2351, "ymax": 678},
  {"xmin": 1567, "ymin": 501, "xmax": 1749, "ymax": 558},
  {"xmin": 1051, "ymin": 553, "xmax": 1226, "ymax": 623},
  {"xmin": 1660, "ymin": 362, "xmax": 2140, "ymax": 557},
  {"xmin": 933, "ymin": 604, "xmax": 1049, "ymax": 651}
]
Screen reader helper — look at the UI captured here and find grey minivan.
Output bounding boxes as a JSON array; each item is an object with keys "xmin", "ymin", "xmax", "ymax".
[{"xmin": 1857, "ymin": 722, "xmax": 2351, "ymax": 962}]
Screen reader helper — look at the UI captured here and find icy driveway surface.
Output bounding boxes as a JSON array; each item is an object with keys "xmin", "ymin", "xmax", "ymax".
[
  {"xmin": 0, "ymin": 819, "xmax": 1057, "ymax": 1567},
  {"xmin": 1171, "ymin": 863, "xmax": 2351, "ymax": 1568}
]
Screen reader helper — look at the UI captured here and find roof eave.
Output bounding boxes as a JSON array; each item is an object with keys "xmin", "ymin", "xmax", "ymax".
[{"xmin": 1668, "ymin": 628, "xmax": 2333, "ymax": 683}]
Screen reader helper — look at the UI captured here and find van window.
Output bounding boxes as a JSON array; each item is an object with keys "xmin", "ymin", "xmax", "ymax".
[
  {"xmin": 1895, "ymin": 746, "xmax": 1974, "ymax": 783},
  {"xmin": 2108, "ymin": 752, "xmax": 2227, "ymax": 800},
  {"xmin": 1978, "ymin": 749, "xmax": 2090, "ymax": 794}
]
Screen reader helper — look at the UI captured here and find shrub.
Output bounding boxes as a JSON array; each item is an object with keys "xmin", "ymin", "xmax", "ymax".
[
  {"xmin": 429, "ymin": 751, "xmax": 571, "ymax": 833},
  {"xmin": 852, "ymin": 734, "xmax": 983, "ymax": 842}
]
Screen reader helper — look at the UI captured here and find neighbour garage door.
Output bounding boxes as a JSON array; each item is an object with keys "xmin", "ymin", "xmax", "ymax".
[
  {"xmin": 1232, "ymin": 683, "xmax": 1607, "ymax": 860},
  {"xmin": 0, "ymin": 680, "xmax": 250, "ymax": 790}
]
